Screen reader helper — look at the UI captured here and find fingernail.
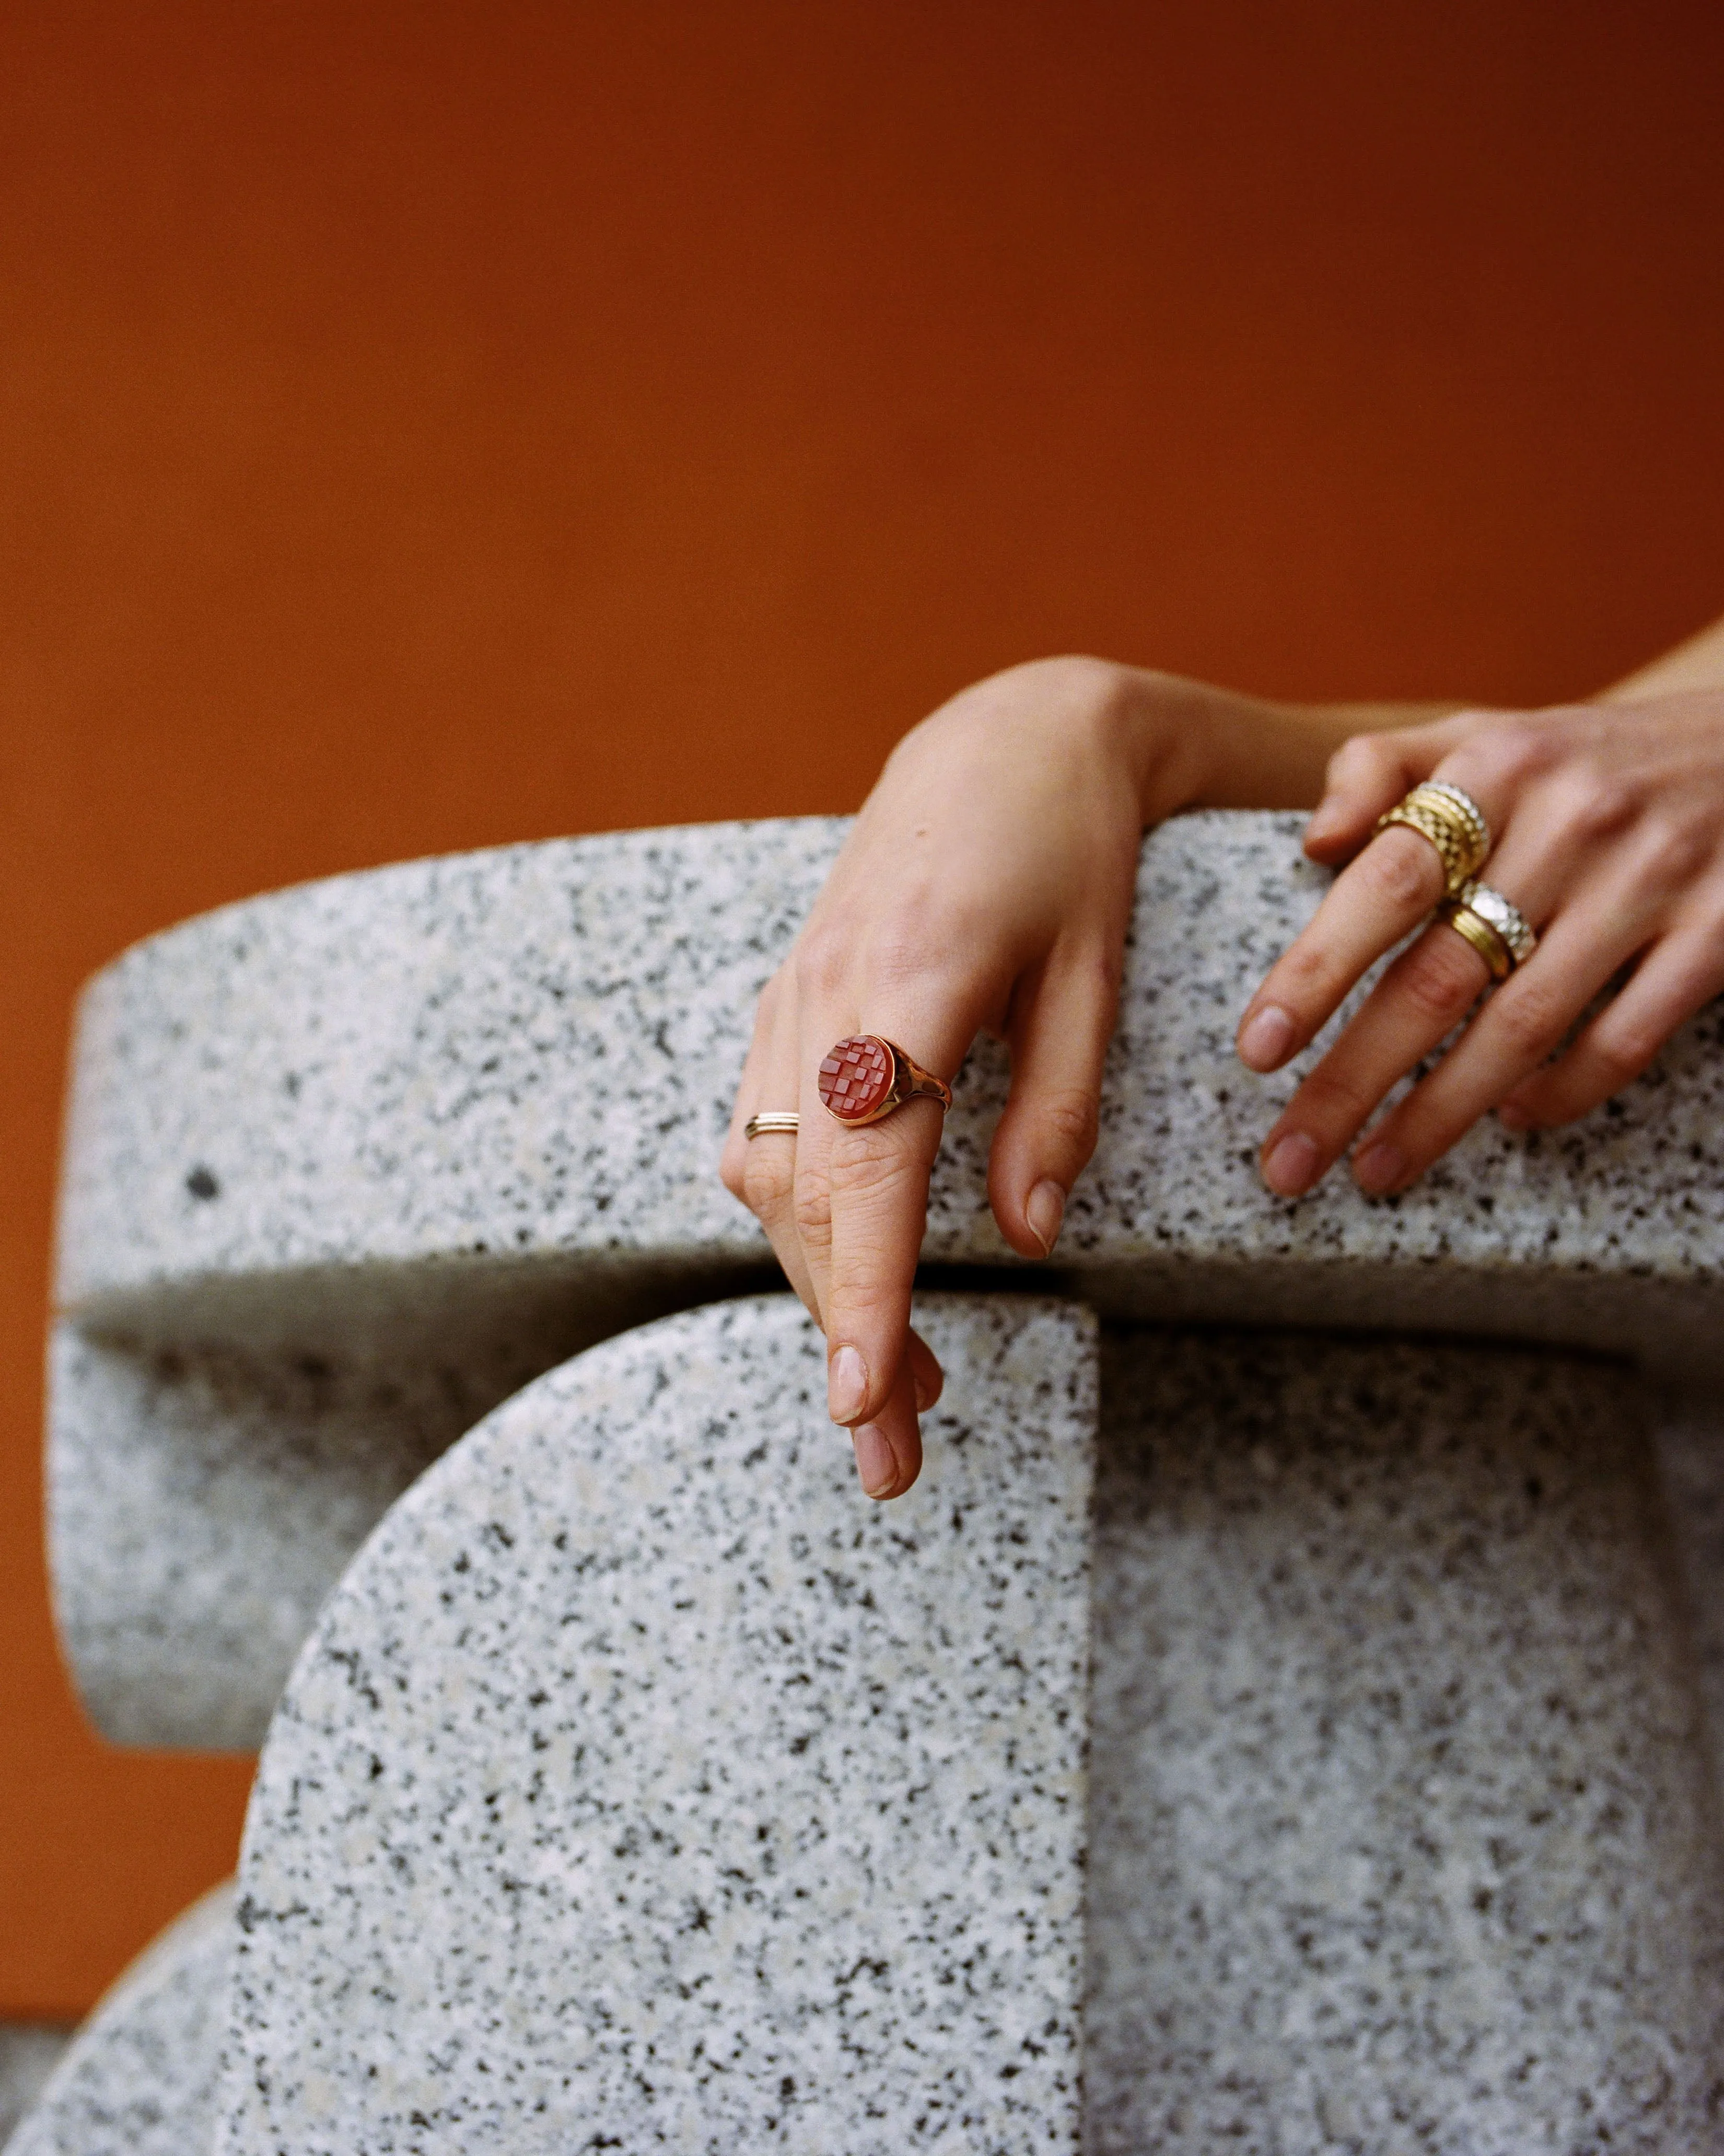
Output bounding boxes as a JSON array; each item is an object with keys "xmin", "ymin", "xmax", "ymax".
[
  {"xmin": 1238, "ymin": 1004, "xmax": 1296, "ymax": 1071},
  {"xmin": 1026, "ymin": 1179, "xmax": 1066, "ymax": 1257},
  {"xmin": 1261, "ymin": 1130, "xmax": 1320, "ymax": 1197},
  {"xmin": 1354, "ymin": 1139, "xmax": 1405, "ymax": 1193},
  {"xmin": 1497, "ymin": 1103, "xmax": 1531, "ymax": 1132},
  {"xmin": 853, "ymin": 1422, "xmax": 897, "ymax": 1499},
  {"xmin": 828, "ymin": 1344, "xmax": 868, "ymax": 1424}
]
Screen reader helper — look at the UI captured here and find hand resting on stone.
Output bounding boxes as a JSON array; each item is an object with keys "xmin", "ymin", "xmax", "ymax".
[{"xmin": 721, "ymin": 617, "xmax": 1724, "ymax": 1500}]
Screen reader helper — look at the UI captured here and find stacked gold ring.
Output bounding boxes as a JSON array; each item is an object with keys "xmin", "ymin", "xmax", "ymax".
[
  {"xmin": 744, "ymin": 1111, "xmax": 800, "ymax": 1139},
  {"xmin": 1438, "ymin": 879, "xmax": 1537, "ymax": 982},
  {"xmin": 1373, "ymin": 781, "xmax": 1490, "ymax": 896}
]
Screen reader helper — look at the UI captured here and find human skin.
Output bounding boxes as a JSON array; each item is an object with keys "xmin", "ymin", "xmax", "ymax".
[{"xmin": 721, "ymin": 617, "xmax": 1724, "ymax": 1501}]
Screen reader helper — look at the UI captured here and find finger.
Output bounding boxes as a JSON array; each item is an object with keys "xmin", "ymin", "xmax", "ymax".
[
  {"xmin": 1258, "ymin": 917, "xmax": 1491, "ymax": 1195},
  {"xmin": 1500, "ymin": 924, "xmax": 1724, "ymax": 1130},
  {"xmin": 987, "ymin": 940, "xmax": 1115, "ymax": 1257},
  {"xmin": 720, "ymin": 969, "xmax": 790, "ymax": 1201},
  {"xmin": 798, "ymin": 1002, "xmax": 982, "ymax": 1436},
  {"xmin": 1349, "ymin": 897, "xmax": 1657, "ymax": 1193},
  {"xmin": 849, "ymin": 1344, "xmax": 925, "ymax": 1501},
  {"xmin": 730, "ymin": 988, "xmax": 947, "ymax": 1418},
  {"xmin": 1237, "ymin": 826, "xmax": 1453, "ymax": 1073},
  {"xmin": 1240, "ymin": 740, "xmax": 1519, "ymax": 1073},
  {"xmin": 735, "ymin": 976, "xmax": 824, "ymax": 1319},
  {"xmin": 905, "ymin": 1328, "xmax": 946, "ymax": 1413},
  {"xmin": 1256, "ymin": 818, "xmax": 1586, "ymax": 1195}
]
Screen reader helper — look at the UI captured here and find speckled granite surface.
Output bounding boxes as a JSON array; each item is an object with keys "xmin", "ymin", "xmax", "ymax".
[
  {"xmin": 52, "ymin": 812, "xmax": 1724, "ymax": 1749},
  {"xmin": 49, "ymin": 1298, "xmax": 609, "ymax": 1752},
  {"xmin": 7, "ymin": 1881, "xmax": 231, "ymax": 2156},
  {"xmin": 1086, "ymin": 1329, "xmax": 1724, "ymax": 2154},
  {"xmin": 218, "ymin": 1294, "xmax": 1097, "ymax": 2155},
  {"xmin": 56, "ymin": 812, "xmax": 1724, "ymax": 1357}
]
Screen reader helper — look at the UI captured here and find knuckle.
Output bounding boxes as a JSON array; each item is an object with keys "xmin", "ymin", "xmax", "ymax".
[
  {"xmin": 858, "ymin": 921, "xmax": 939, "ymax": 995},
  {"xmin": 1643, "ymin": 814, "xmax": 1711, "ymax": 888},
  {"xmin": 1291, "ymin": 1062, "xmax": 1377, "ymax": 1129},
  {"xmin": 1393, "ymin": 934, "xmax": 1485, "ymax": 1024},
  {"xmin": 1589, "ymin": 1020, "xmax": 1660, "ymax": 1087},
  {"xmin": 1036, "ymin": 1084, "xmax": 1101, "ymax": 1161},
  {"xmin": 1327, "ymin": 733, "xmax": 1389, "ymax": 786},
  {"xmin": 1271, "ymin": 929, "xmax": 1351, "ymax": 1006},
  {"xmin": 792, "ymin": 1175, "xmax": 833, "ymax": 1251},
  {"xmin": 1559, "ymin": 764, "xmax": 1638, "ymax": 843},
  {"xmin": 1466, "ymin": 717, "xmax": 1547, "ymax": 790},
  {"xmin": 825, "ymin": 1127, "xmax": 926, "ymax": 1205},
  {"xmin": 793, "ymin": 922, "xmax": 850, "ymax": 999},
  {"xmin": 1355, "ymin": 830, "xmax": 1443, "ymax": 913},
  {"xmin": 1488, "ymin": 975, "xmax": 1569, "ymax": 1059},
  {"xmin": 740, "ymin": 1145, "xmax": 795, "ymax": 1220}
]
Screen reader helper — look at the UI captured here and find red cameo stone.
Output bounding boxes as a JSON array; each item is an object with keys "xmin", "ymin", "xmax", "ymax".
[{"xmin": 819, "ymin": 1035, "xmax": 894, "ymax": 1121}]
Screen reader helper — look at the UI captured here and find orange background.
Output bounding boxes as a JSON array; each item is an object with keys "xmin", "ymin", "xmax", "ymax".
[{"xmin": 4, "ymin": 2, "xmax": 1723, "ymax": 2014}]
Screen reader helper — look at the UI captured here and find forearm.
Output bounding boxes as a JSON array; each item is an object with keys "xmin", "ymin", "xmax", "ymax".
[{"xmin": 1601, "ymin": 613, "xmax": 1724, "ymax": 700}]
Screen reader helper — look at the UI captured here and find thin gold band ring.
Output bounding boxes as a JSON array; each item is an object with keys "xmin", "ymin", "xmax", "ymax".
[{"xmin": 744, "ymin": 1111, "xmax": 800, "ymax": 1140}]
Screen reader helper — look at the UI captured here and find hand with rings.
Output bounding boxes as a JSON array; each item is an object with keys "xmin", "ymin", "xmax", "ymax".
[
  {"xmin": 1239, "ymin": 683, "xmax": 1724, "ymax": 1197},
  {"xmin": 723, "ymin": 624, "xmax": 1724, "ymax": 1499}
]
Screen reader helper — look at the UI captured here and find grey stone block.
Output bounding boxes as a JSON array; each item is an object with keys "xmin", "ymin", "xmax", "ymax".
[
  {"xmin": 218, "ymin": 1294, "xmax": 1098, "ymax": 2155},
  {"xmin": 213, "ymin": 1292, "xmax": 1724, "ymax": 2151},
  {"xmin": 49, "ymin": 813, "xmax": 1724, "ymax": 1750},
  {"xmin": 6, "ymin": 1883, "xmax": 230, "ymax": 2156},
  {"xmin": 1087, "ymin": 1330, "xmax": 1724, "ymax": 2154},
  {"xmin": 56, "ymin": 813, "xmax": 1724, "ymax": 1354}
]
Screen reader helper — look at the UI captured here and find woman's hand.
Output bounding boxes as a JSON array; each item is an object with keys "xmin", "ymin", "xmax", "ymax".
[
  {"xmin": 719, "ymin": 656, "xmax": 1321, "ymax": 1502},
  {"xmin": 1239, "ymin": 690, "xmax": 1724, "ymax": 1198}
]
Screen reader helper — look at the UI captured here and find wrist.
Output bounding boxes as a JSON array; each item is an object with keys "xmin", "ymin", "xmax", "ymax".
[{"xmin": 1109, "ymin": 667, "xmax": 1289, "ymax": 826}]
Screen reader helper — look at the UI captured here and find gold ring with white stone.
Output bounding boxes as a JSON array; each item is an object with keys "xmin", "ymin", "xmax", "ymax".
[
  {"xmin": 1373, "ymin": 781, "xmax": 1491, "ymax": 897},
  {"xmin": 1439, "ymin": 879, "xmax": 1537, "ymax": 982},
  {"xmin": 744, "ymin": 1111, "xmax": 800, "ymax": 1139}
]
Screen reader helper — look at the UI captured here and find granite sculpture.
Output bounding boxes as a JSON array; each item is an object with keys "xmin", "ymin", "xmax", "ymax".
[
  {"xmin": 17, "ymin": 812, "xmax": 1724, "ymax": 2152},
  {"xmin": 5, "ymin": 1884, "xmax": 232, "ymax": 2156},
  {"xmin": 219, "ymin": 1295, "xmax": 1096, "ymax": 2154}
]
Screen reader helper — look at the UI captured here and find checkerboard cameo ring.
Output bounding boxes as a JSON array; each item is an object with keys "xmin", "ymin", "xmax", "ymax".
[{"xmin": 818, "ymin": 1035, "xmax": 954, "ymax": 1126}]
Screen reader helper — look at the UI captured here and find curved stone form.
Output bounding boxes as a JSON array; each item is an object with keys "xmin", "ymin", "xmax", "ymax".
[
  {"xmin": 212, "ymin": 1287, "xmax": 1724, "ymax": 2151},
  {"xmin": 50, "ymin": 813, "xmax": 1724, "ymax": 1749},
  {"xmin": 218, "ymin": 1294, "xmax": 1098, "ymax": 2155},
  {"xmin": 7, "ymin": 1881, "xmax": 231, "ymax": 2156}
]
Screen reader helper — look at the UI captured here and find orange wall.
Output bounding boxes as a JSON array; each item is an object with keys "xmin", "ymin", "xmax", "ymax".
[{"xmin": 4, "ymin": 1, "xmax": 1723, "ymax": 2014}]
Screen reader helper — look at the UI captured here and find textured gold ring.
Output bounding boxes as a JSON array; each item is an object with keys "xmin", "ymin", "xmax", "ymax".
[
  {"xmin": 1438, "ymin": 879, "xmax": 1537, "ymax": 983},
  {"xmin": 1373, "ymin": 781, "xmax": 1491, "ymax": 896},
  {"xmin": 744, "ymin": 1111, "xmax": 800, "ymax": 1140}
]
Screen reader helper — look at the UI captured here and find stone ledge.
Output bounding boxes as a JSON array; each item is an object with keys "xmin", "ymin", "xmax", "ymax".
[{"xmin": 56, "ymin": 813, "xmax": 1724, "ymax": 1362}]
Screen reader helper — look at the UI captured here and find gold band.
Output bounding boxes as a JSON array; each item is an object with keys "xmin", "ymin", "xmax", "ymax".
[
  {"xmin": 1439, "ymin": 879, "xmax": 1536, "ymax": 983},
  {"xmin": 744, "ymin": 1111, "xmax": 800, "ymax": 1140},
  {"xmin": 1441, "ymin": 902, "xmax": 1513, "ymax": 982},
  {"xmin": 1373, "ymin": 781, "xmax": 1491, "ymax": 896},
  {"xmin": 892, "ymin": 1046, "xmax": 954, "ymax": 1111}
]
